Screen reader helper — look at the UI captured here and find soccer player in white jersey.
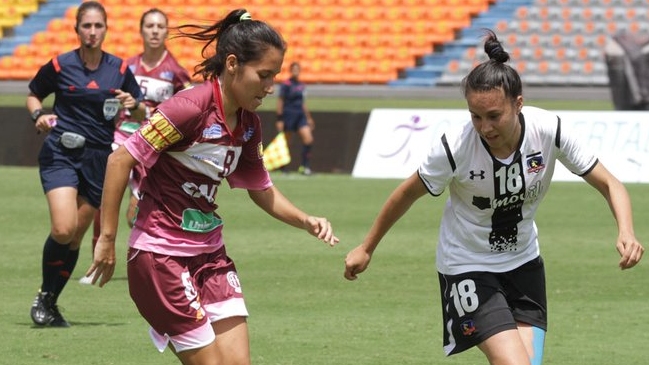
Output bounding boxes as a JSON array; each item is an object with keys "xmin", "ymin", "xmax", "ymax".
[
  {"xmin": 85, "ymin": 9, "xmax": 338, "ymax": 365},
  {"xmin": 344, "ymin": 29, "xmax": 644, "ymax": 365}
]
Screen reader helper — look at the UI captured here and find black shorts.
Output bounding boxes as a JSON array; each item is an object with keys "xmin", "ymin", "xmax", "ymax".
[
  {"xmin": 282, "ymin": 110, "xmax": 308, "ymax": 132},
  {"xmin": 438, "ymin": 256, "xmax": 547, "ymax": 356},
  {"xmin": 38, "ymin": 135, "xmax": 112, "ymax": 209}
]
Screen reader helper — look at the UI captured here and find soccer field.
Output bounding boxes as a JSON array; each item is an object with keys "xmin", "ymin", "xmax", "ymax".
[{"xmin": 0, "ymin": 166, "xmax": 647, "ymax": 365}]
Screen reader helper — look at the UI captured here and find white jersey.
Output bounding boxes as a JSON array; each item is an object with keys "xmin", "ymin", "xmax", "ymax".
[{"xmin": 419, "ymin": 106, "xmax": 598, "ymax": 275}]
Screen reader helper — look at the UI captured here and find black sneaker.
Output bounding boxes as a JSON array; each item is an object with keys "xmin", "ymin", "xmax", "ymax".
[{"xmin": 30, "ymin": 291, "xmax": 70, "ymax": 327}]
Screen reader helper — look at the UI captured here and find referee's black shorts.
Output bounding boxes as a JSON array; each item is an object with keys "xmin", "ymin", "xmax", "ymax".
[{"xmin": 38, "ymin": 135, "xmax": 112, "ymax": 209}]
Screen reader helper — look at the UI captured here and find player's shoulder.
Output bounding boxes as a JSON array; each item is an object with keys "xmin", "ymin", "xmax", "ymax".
[
  {"xmin": 521, "ymin": 106, "xmax": 560, "ymax": 135},
  {"xmin": 125, "ymin": 54, "xmax": 140, "ymax": 66},
  {"xmin": 162, "ymin": 81, "xmax": 212, "ymax": 111},
  {"xmin": 521, "ymin": 106, "xmax": 558, "ymax": 123},
  {"xmin": 442, "ymin": 119, "xmax": 474, "ymax": 144},
  {"xmin": 99, "ymin": 51, "xmax": 129, "ymax": 72},
  {"xmin": 53, "ymin": 49, "xmax": 80, "ymax": 65},
  {"xmin": 165, "ymin": 51, "xmax": 184, "ymax": 66}
]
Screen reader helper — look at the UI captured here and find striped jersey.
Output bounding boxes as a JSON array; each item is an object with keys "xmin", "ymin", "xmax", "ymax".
[{"xmin": 419, "ymin": 106, "xmax": 598, "ymax": 275}]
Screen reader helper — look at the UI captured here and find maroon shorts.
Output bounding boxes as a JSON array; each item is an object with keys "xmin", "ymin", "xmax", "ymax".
[{"xmin": 127, "ymin": 246, "xmax": 248, "ymax": 351}]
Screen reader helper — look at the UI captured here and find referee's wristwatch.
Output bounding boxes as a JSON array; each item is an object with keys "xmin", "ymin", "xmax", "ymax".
[{"xmin": 31, "ymin": 109, "xmax": 45, "ymax": 123}]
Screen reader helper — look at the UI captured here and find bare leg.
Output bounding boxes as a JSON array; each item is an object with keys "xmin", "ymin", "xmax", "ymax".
[
  {"xmin": 174, "ymin": 316, "xmax": 250, "ymax": 365},
  {"xmin": 477, "ymin": 328, "xmax": 532, "ymax": 365}
]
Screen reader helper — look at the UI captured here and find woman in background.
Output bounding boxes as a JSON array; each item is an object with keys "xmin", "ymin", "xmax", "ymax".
[
  {"xmin": 276, "ymin": 61, "xmax": 315, "ymax": 175},
  {"xmin": 26, "ymin": 0, "xmax": 143, "ymax": 327}
]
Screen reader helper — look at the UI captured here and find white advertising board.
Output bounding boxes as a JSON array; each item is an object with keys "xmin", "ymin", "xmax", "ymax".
[{"xmin": 352, "ymin": 109, "xmax": 649, "ymax": 183}]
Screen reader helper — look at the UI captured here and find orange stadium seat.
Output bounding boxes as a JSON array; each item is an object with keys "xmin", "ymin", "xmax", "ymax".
[{"xmin": 3, "ymin": 0, "xmax": 481, "ymax": 84}]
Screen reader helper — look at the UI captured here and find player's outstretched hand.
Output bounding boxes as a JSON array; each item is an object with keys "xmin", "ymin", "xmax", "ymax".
[
  {"xmin": 85, "ymin": 236, "xmax": 116, "ymax": 287},
  {"xmin": 344, "ymin": 245, "xmax": 372, "ymax": 281},
  {"xmin": 304, "ymin": 216, "xmax": 339, "ymax": 247},
  {"xmin": 616, "ymin": 234, "xmax": 644, "ymax": 270}
]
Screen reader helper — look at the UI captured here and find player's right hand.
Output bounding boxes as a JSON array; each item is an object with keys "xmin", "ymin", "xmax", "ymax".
[{"xmin": 344, "ymin": 245, "xmax": 372, "ymax": 281}]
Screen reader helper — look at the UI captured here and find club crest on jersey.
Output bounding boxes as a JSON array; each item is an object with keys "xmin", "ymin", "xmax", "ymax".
[
  {"xmin": 202, "ymin": 124, "xmax": 222, "ymax": 139},
  {"xmin": 227, "ymin": 271, "xmax": 243, "ymax": 294},
  {"xmin": 526, "ymin": 153, "xmax": 546, "ymax": 173},
  {"xmin": 460, "ymin": 319, "xmax": 476, "ymax": 336}
]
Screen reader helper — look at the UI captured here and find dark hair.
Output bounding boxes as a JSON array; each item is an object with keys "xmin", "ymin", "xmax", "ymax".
[
  {"xmin": 140, "ymin": 8, "xmax": 168, "ymax": 31},
  {"xmin": 175, "ymin": 9, "xmax": 286, "ymax": 81},
  {"xmin": 75, "ymin": 1, "xmax": 107, "ymax": 31},
  {"xmin": 461, "ymin": 29, "xmax": 522, "ymax": 100}
]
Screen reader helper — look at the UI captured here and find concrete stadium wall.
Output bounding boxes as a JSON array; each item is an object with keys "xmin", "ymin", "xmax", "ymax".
[{"xmin": 0, "ymin": 108, "xmax": 369, "ymax": 173}]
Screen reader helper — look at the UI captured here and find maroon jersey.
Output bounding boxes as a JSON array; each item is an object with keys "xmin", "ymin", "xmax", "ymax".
[
  {"xmin": 115, "ymin": 51, "xmax": 191, "ymax": 144},
  {"xmin": 124, "ymin": 80, "xmax": 272, "ymax": 256}
]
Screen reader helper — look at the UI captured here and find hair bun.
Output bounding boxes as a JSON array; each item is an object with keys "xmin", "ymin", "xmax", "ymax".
[{"xmin": 485, "ymin": 42, "xmax": 509, "ymax": 63}]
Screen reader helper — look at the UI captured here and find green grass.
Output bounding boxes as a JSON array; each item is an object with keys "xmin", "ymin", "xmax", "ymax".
[
  {"xmin": 0, "ymin": 166, "xmax": 647, "ymax": 364},
  {"xmin": 0, "ymin": 92, "xmax": 614, "ymax": 112}
]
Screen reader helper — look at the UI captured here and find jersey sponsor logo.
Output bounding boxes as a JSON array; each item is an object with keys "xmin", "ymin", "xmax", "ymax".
[
  {"xmin": 180, "ymin": 208, "xmax": 223, "ymax": 232},
  {"xmin": 526, "ymin": 152, "xmax": 546, "ymax": 173},
  {"xmin": 471, "ymin": 181, "xmax": 544, "ymax": 210},
  {"xmin": 226, "ymin": 271, "xmax": 243, "ymax": 294},
  {"xmin": 491, "ymin": 180, "xmax": 543, "ymax": 209},
  {"xmin": 139, "ymin": 113, "xmax": 183, "ymax": 151},
  {"xmin": 469, "ymin": 170, "xmax": 485, "ymax": 180},
  {"xmin": 182, "ymin": 182, "xmax": 218, "ymax": 204},
  {"xmin": 243, "ymin": 126, "xmax": 254, "ymax": 142},
  {"xmin": 202, "ymin": 124, "xmax": 222, "ymax": 139},
  {"xmin": 86, "ymin": 80, "xmax": 99, "ymax": 89},
  {"xmin": 118, "ymin": 121, "xmax": 141, "ymax": 135}
]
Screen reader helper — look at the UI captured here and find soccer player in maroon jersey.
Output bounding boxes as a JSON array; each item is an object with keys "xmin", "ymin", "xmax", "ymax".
[
  {"xmin": 87, "ymin": 9, "xmax": 338, "ymax": 365},
  {"xmin": 85, "ymin": 9, "xmax": 191, "ymax": 272}
]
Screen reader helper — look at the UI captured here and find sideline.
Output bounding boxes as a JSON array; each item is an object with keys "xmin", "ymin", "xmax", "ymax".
[{"xmin": 0, "ymin": 80, "xmax": 612, "ymax": 101}]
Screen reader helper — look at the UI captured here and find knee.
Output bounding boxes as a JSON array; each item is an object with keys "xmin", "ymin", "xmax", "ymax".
[{"xmin": 50, "ymin": 226, "xmax": 76, "ymax": 244}]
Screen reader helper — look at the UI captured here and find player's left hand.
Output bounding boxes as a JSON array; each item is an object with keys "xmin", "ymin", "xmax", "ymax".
[{"xmin": 616, "ymin": 233, "xmax": 644, "ymax": 269}]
